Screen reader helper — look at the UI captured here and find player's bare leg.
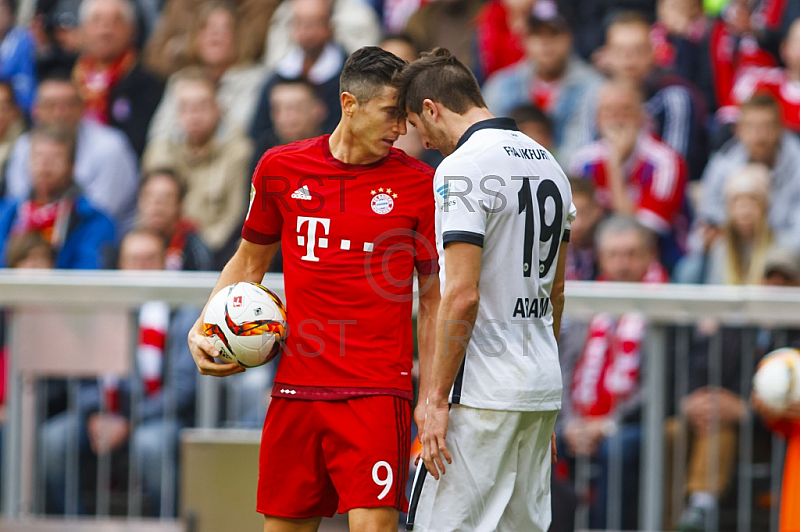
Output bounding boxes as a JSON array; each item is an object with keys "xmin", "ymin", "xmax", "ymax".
[
  {"xmin": 263, "ymin": 515, "xmax": 322, "ymax": 532},
  {"xmin": 348, "ymin": 507, "xmax": 399, "ymax": 532}
]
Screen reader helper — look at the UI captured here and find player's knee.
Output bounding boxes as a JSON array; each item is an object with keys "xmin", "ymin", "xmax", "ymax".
[{"xmin": 348, "ymin": 507, "xmax": 399, "ymax": 532}]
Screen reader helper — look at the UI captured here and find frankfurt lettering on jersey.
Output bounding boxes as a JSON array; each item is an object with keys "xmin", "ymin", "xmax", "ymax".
[{"xmin": 502, "ymin": 146, "xmax": 550, "ymax": 161}]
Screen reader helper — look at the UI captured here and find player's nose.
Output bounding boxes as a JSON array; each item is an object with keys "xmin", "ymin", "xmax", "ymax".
[{"xmin": 395, "ymin": 119, "xmax": 408, "ymax": 136}]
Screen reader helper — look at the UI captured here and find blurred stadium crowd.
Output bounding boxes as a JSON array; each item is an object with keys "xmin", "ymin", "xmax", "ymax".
[{"xmin": 2, "ymin": 0, "xmax": 800, "ymax": 530}]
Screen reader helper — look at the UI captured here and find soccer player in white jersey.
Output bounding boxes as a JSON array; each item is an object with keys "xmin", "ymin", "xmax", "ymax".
[{"xmin": 395, "ymin": 48, "xmax": 576, "ymax": 531}]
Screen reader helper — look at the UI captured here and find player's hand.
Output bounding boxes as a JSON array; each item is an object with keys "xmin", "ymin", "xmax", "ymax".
[
  {"xmin": 413, "ymin": 403, "xmax": 427, "ymax": 465},
  {"xmin": 187, "ymin": 318, "xmax": 244, "ymax": 377},
  {"xmin": 420, "ymin": 400, "xmax": 452, "ymax": 480},
  {"xmin": 551, "ymin": 432, "xmax": 557, "ymax": 464},
  {"xmin": 88, "ymin": 413, "xmax": 130, "ymax": 454}
]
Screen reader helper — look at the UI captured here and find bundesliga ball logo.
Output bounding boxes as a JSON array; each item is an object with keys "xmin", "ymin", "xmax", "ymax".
[{"xmin": 371, "ymin": 193, "xmax": 394, "ymax": 215}]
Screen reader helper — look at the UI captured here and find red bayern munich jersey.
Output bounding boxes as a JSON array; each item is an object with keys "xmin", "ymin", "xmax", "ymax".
[{"xmin": 243, "ymin": 135, "xmax": 438, "ymax": 396}]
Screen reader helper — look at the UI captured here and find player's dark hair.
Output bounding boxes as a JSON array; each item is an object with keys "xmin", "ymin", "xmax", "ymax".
[
  {"xmin": 29, "ymin": 125, "xmax": 77, "ymax": 164},
  {"xmin": 394, "ymin": 47, "xmax": 486, "ymax": 115},
  {"xmin": 510, "ymin": 104, "xmax": 553, "ymax": 137},
  {"xmin": 140, "ymin": 168, "xmax": 187, "ymax": 202},
  {"xmin": 740, "ymin": 92, "xmax": 782, "ymax": 119},
  {"xmin": 568, "ymin": 177, "xmax": 596, "ymax": 201},
  {"xmin": 339, "ymin": 46, "xmax": 407, "ymax": 104}
]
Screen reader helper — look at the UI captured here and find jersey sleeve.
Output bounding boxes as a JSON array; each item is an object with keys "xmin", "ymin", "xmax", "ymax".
[
  {"xmin": 437, "ymin": 159, "xmax": 494, "ymax": 248},
  {"xmin": 414, "ymin": 188, "xmax": 439, "ymax": 276},
  {"xmin": 563, "ymin": 201, "xmax": 577, "ymax": 242},
  {"xmin": 242, "ymin": 154, "xmax": 283, "ymax": 245}
]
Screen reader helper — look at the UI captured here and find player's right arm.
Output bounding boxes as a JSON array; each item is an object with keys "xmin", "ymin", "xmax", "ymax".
[{"xmin": 188, "ymin": 240, "xmax": 280, "ymax": 376}]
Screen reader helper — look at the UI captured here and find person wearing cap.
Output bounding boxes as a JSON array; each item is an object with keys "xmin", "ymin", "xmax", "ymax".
[
  {"xmin": 482, "ymin": 0, "xmax": 601, "ymax": 167},
  {"xmin": 667, "ymin": 246, "xmax": 800, "ymax": 532},
  {"xmin": 675, "ymin": 163, "xmax": 773, "ymax": 285}
]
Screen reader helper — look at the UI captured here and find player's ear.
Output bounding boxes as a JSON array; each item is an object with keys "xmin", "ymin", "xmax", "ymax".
[
  {"xmin": 422, "ymin": 99, "xmax": 438, "ymax": 121},
  {"xmin": 341, "ymin": 92, "xmax": 358, "ymax": 117}
]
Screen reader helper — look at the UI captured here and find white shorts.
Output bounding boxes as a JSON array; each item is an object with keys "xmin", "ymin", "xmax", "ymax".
[{"xmin": 407, "ymin": 405, "xmax": 557, "ymax": 532}]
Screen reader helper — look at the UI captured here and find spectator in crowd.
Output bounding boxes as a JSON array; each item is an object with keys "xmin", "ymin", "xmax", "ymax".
[
  {"xmin": 565, "ymin": 177, "xmax": 605, "ymax": 281},
  {"xmin": 511, "ymin": 104, "xmax": 554, "ymax": 151},
  {"xmin": 571, "ymin": 79, "xmax": 688, "ymax": 270},
  {"xmin": 651, "ymin": 0, "xmax": 715, "ymax": 112},
  {"xmin": 0, "ymin": 0, "xmax": 37, "ymax": 114},
  {"xmin": 40, "ymin": 229, "xmax": 198, "ymax": 516},
  {"xmin": 147, "ymin": 1, "xmax": 267, "ymax": 142},
  {"xmin": 142, "ymin": 67, "xmax": 253, "ymax": 267},
  {"xmin": 670, "ymin": 247, "xmax": 800, "ymax": 532},
  {"xmin": 676, "ymin": 164, "xmax": 773, "ymax": 284},
  {"xmin": 602, "ymin": 10, "xmax": 708, "ymax": 180},
  {"xmin": 707, "ymin": 0, "xmax": 777, "ymax": 126},
  {"xmin": 262, "ymin": 0, "xmax": 380, "ymax": 71},
  {"xmin": 144, "ymin": 0, "xmax": 278, "ymax": 80},
  {"xmin": 72, "ymin": 0, "xmax": 163, "ymax": 157},
  {"xmin": 251, "ymin": 77, "xmax": 326, "ymax": 169},
  {"xmin": 698, "ymin": 94, "xmax": 800, "ymax": 250},
  {"xmin": 29, "ymin": 0, "xmax": 81, "ymax": 78},
  {"xmin": 5, "ymin": 74, "xmax": 139, "ymax": 230},
  {"xmin": 250, "ymin": 0, "xmax": 346, "ymax": 143},
  {"xmin": 136, "ymin": 169, "xmax": 213, "ymax": 271},
  {"xmin": 483, "ymin": 1, "xmax": 601, "ymax": 167},
  {"xmin": 475, "ymin": 0, "xmax": 532, "ymax": 79},
  {"xmin": 561, "ymin": 215, "xmax": 668, "ymax": 530},
  {"xmin": 379, "ymin": 33, "xmax": 417, "ymax": 64},
  {"xmin": 0, "ymin": 82, "xmax": 24, "ymax": 191},
  {"xmin": 403, "ymin": 0, "xmax": 482, "ymax": 71},
  {"xmin": 0, "ymin": 126, "xmax": 115, "ymax": 269},
  {"xmin": 731, "ymin": 18, "xmax": 800, "ymax": 134}
]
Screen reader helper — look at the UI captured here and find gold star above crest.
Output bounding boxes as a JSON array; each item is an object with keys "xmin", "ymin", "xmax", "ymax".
[
  {"xmin": 371, "ymin": 190, "xmax": 376, "ymax": 195},
  {"xmin": 378, "ymin": 187, "xmax": 384, "ymax": 192},
  {"xmin": 392, "ymin": 193, "xmax": 398, "ymax": 199},
  {"xmin": 386, "ymin": 188, "xmax": 392, "ymax": 194}
]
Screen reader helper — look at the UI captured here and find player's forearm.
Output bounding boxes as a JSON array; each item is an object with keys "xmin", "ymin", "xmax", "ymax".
[
  {"xmin": 428, "ymin": 287, "xmax": 479, "ymax": 406},
  {"xmin": 416, "ymin": 276, "xmax": 441, "ymax": 401},
  {"xmin": 551, "ymin": 244, "xmax": 569, "ymax": 344},
  {"xmin": 552, "ymin": 291, "xmax": 565, "ymax": 344}
]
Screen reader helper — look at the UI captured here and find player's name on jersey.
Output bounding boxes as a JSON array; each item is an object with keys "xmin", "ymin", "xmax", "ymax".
[
  {"xmin": 502, "ymin": 146, "xmax": 550, "ymax": 161},
  {"xmin": 511, "ymin": 297, "xmax": 550, "ymax": 319}
]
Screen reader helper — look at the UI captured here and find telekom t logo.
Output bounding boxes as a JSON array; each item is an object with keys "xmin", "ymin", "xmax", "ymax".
[{"xmin": 297, "ymin": 216, "xmax": 331, "ymax": 262}]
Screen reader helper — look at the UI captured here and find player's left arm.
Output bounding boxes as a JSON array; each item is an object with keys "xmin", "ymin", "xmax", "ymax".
[
  {"xmin": 422, "ymin": 242, "xmax": 482, "ymax": 479},
  {"xmin": 551, "ymin": 242, "xmax": 569, "ymax": 344}
]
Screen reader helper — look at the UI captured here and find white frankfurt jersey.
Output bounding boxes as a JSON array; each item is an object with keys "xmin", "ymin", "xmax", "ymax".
[{"xmin": 435, "ymin": 118, "xmax": 576, "ymax": 412}]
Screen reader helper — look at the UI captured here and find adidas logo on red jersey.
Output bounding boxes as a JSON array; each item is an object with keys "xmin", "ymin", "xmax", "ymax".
[{"xmin": 291, "ymin": 186, "xmax": 312, "ymax": 200}]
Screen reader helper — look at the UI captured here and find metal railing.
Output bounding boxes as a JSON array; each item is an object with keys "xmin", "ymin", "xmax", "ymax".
[{"xmin": 1, "ymin": 271, "xmax": 798, "ymax": 529}]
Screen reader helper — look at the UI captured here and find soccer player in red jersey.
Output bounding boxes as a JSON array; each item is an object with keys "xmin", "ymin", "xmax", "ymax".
[{"xmin": 187, "ymin": 47, "xmax": 440, "ymax": 532}]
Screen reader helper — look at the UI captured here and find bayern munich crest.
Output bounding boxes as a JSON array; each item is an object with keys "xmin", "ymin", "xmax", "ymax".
[{"xmin": 370, "ymin": 187, "xmax": 397, "ymax": 215}]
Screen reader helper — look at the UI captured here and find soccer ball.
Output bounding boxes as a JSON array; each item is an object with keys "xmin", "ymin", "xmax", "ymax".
[
  {"xmin": 753, "ymin": 347, "xmax": 800, "ymax": 410},
  {"xmin": 203, "ymin": 282, "xmax": 287, "ymax": 368}
]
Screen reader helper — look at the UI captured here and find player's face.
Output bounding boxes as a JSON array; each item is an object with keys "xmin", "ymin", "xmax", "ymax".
[
  {"xmin": 407, "ymin": 110, "xmax": 454, "ymax": 156},
  {"xmin": 598, "ymin": 230, "xmax": 653, "ymax": 282},
  {"xmin": 349, "ymin": 85, "xmax": 407, "ymax": 159}
]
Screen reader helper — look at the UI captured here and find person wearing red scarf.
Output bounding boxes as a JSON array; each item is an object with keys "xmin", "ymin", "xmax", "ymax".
[
  {"xmin": 561, "ymin": 216, "xmax": 668, "ymax": 530},
  {"xmin": 72, "ymin": 0, "xmax": 163, "ymax": 156}
]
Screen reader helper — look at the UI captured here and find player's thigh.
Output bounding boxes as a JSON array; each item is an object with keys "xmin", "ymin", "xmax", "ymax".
[
  {"xmin": 409, "ymin": 406, "xmax": 523, "ymax": 531},
  {"xmin": 263, "ymin": 515, "xmax": 322, "ymax": 532},
  {"xmin": 348, "ymin": 506, "xmax": 399, "ymax": 532},
  {"xmin": 323, "ymin": 395, "xmax": 412, "ymax": 514}
]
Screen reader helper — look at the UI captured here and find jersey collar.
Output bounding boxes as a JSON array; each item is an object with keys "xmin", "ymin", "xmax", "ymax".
[{"xmin": 455, "ymin": 118, "xmax": 519, "ymax": 151}]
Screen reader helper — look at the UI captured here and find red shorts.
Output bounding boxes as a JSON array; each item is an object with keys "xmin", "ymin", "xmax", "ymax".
[{"xmin": 257, "ymin": 395, "xmax": 412, "ymax": 518}]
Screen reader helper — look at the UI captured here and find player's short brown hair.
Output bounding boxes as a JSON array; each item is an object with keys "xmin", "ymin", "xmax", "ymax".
[
  {"xmin": 339, "ymin": 46, "xmax": 407, "ymax": 104},
  {"xmin": 394, "ymin": 47, "xmax": 486, "ymax": 115}
]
